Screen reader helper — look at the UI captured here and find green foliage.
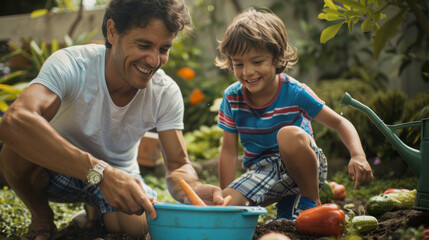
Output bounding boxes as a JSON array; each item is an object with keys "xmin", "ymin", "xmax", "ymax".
[
  {"xmin": 318, "ymin": 0, "xmax": 408, "ymax": 59},
  {"xmin": 330, "ymin": 167, "xmax": 417, "ymax": 201},
  {"xmin": 395, "ymin": 224, "xmax": 426, "ymax": 240},
  {"xmin": 184, "ymin": 125, "xmax": 224, "ymax": 162},
  {"xmin": 0, "ymin": 31, "xmax": 98, "ymax": 118},
  {"xmin": 311, "ymin": 79, "xmax": 427, "ymax": 164},
  {"xmin": 311, "ymin": 79, "xmax": 376, "ymax": 159},
  {"xmin": 0, "ymin": 186, "xmax": 82, "ymax": 238}
]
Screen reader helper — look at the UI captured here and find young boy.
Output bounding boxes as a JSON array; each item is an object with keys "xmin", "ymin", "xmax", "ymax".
[{"xmin": 215, "ymin": 8, "xmax": 373, "ymax": 220}]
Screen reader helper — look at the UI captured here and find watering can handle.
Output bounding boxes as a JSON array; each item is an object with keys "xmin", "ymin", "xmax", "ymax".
[{"xmin": 387, "ymin": 121, "xmax": 422, "ymax": 132}]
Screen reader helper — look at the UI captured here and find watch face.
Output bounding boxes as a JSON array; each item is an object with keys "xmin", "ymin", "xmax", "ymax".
[{"xmin": 88, "ymin": 171, "xmax": 102, "ymax": 184}]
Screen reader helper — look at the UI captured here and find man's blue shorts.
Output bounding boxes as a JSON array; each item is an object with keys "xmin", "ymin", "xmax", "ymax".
[{"xmin": 46, "ymin": 172, "xmax": 157, "ymax": 218}]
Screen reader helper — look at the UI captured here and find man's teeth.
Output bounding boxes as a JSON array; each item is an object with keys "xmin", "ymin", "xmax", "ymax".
[{"xmin": 136, "ymin": 65, "xmax": 151, "ymax": 74}]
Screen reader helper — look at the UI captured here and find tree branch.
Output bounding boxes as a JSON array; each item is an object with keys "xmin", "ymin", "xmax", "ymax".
[
  {"xmin": 406, "ymin": 0, "xmax": 429, "ymax": 40},
  {"xmin": 68, "ymin": 0, "xmax": 84, "ymax": 38}
]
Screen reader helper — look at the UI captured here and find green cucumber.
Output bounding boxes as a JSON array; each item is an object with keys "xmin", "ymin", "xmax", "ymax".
[
  {"xmin": 351, "ymin": 215, "xmax": 378, "ymax": 234},
  {"xmin": 366, "ymin": 189, "xmax": 417, "ymax": 216},
  {"xmin": 366, "ymin": 195, "xmax": 398, "ymax": 215},
  {"xmin": 386, "ymin": 189, "xmax": 416, "ymax": 209},
  {"xmin": 319, "ymin": 180, "xmax": 334, "ymax": 204}
]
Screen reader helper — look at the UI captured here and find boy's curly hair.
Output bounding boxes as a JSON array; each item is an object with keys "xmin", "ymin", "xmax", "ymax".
[{"xmin": 215, "ymin": 8, "xmax": 297, "ymax": 74}]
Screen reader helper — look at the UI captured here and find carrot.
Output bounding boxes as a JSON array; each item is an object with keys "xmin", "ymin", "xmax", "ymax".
[
  {"xmin": 219, "ymin": 195, "xmax": 232, "ymax": 206},
  {"xmin": 179, "ymin": 179, "xmax": 207, "ymax": 206}
]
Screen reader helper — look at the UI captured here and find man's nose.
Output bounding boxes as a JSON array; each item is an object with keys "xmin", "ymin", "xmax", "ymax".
[{"xmin": 147, "ymin": 51, "xmax": 160, "ymax": 67}]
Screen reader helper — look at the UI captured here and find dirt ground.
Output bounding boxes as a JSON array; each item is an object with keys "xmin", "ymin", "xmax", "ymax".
[
  {"xmin": 253, "ymin": 199, "xmax": 429, "ymax": 240},
  {"xmin": 51, "ymin": 199, "xmax": 429, "ymax": 240}
]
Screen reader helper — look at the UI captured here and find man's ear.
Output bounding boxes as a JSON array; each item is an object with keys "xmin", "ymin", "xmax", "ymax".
[{"xmin": 106, "ymin": 19, "xmax": 117, "ymax": 46}]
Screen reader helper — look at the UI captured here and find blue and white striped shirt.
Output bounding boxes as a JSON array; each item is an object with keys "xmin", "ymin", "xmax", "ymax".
[{"xmin": 218, "ymin": 73, "xmax": 324, "ymax": 168}]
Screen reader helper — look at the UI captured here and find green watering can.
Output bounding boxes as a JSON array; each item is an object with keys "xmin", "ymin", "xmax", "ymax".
[{"xmin": 340, "ymin": 92, "xmax": 429, "ymax": 211}]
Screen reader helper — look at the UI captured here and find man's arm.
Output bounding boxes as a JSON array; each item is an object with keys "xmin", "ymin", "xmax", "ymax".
[
  {"xmin": 0, "ymin": 84, "xmax": 157, "ymax": 217},
  {"xmin": 158, "ymin": 129, "xmax": 224, "ymax": 205},
  {"xmin": 0, "ymin": 84, "xmax": 93, "ymax": 179}
]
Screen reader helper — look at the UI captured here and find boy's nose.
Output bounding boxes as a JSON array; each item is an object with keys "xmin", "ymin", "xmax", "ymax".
[{"xmin": 243, "ymin": 65, "xmax": 255, "ymax": 76}]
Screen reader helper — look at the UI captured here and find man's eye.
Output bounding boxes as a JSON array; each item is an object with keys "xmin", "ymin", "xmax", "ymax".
[
  {"xmin": 254, "ymin": 61, "xmax": 263, "ymax": 65},
  {"xmin": 138, "ymin": 44, "xmax": 149, "ymax": 49},
  {"xmin": 160, "ymin": 48, "xmax": 169, "ymax": 53}
]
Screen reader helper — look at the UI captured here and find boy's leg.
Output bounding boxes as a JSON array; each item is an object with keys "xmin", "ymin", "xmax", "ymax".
[
  {"xmin": 0, "ymin": 145, "xmax": 56, "ymax": 239},
  {"xmin": 222, "ymin": 187, "xmax": 254, "ymax": 206},
  {"xmin": 277, "ymin": 126, "xmax": 320, "ymax": 205}
]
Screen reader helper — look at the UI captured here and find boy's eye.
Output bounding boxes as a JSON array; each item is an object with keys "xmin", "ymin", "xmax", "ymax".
[{"xmin": 254, "ymin": 61, "xmax": 263, "ymax": 65}]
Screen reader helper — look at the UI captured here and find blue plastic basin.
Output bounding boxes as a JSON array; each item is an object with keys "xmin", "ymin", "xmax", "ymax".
[{"xmin": 146, "ymin": 202, "xmax": 267, "ymax": 240}]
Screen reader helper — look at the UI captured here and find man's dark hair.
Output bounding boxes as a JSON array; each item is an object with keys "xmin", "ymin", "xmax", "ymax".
[{"xmin": 102, "ymin": 0, "xmax": 192, "ymax": 48}]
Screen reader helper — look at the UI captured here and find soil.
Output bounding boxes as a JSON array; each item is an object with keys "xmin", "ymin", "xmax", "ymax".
[{"xmin": 52, "ymin": 199, "xmax": 429, "ymax": 240}]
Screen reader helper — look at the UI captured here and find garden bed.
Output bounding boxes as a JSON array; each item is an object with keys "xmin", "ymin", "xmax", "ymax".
[{"xmin": 28, "ymin": 199, "xmax": 428, "ymax": 240}]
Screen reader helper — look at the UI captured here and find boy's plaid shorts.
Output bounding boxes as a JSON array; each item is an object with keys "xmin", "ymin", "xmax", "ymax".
[{"xmin": 228, "ymin": 136, "xmax": 327, "ymax": 205}]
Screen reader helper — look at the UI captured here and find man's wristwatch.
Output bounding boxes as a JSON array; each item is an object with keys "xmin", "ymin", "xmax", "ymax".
[{"xmin": 87, "ymin": 162, "xmax": 108, "ymax": 186}]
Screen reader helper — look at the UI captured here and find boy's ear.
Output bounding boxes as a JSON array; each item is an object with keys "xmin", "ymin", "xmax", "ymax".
[{"xmin": 106, "ymin": 19, "xmax": 117, "ymax": 46}]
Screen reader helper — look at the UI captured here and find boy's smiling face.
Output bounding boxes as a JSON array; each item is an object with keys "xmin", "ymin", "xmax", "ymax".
[{"xmin": 231, "ymin": 47, "xmax": 281, "ymax": 105}]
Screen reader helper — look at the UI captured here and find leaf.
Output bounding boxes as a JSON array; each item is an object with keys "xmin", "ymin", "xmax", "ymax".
[
  {"xmin": 361, "ymin": 18, "xmax": 371, "ymax": 32},
  {"xmin": 373, "ymin": 8, "xmax": 407, "ymax": 59},
  {"xmin": 64, "ymin": 34, "xmax": 73, "ymax": 47},
  {"xmin": 0, "ymin": 101, "xmax": 8, "ymax": 112},
  {"xmin": 320, "ymin": 22, "xmax": 344, "ymax": 44},
  {"xmin": 348, "ymin": 21, "xmax": 353, "ymax": 32},
  {"xmin": 30, "ymin": 9, "xmax": 48, "ymax": 18},
  {"xmin": 324, "ymin": 0, "xmax": 338, "ymax": 10},
  {"xmin": 335, "ymin": 0, "xmax": 371, "ymax": 10},
  {"xmin": 0, "ymin": 70, "xmax": 28, "ymax": 84},
  {"xmin": 0, "ymin": 84, "xmax": 21, "ymax": 94},
  {"xmin": 51, "ymin": 38, "xmax": 59, "ymax": 53}
]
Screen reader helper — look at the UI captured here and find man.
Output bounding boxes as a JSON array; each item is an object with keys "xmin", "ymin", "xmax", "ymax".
[{"xmin": 0, "ymin": 0, "xmax": 224, "ymax": 239}]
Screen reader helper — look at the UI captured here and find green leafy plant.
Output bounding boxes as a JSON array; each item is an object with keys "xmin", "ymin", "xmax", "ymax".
[
  {"xmin": 0, "ymin": 31, "xmax": 97, "ymax": 117},
  {"xmin": 318, "ymin": 0, "xmax": 428, "ymax": 58}
]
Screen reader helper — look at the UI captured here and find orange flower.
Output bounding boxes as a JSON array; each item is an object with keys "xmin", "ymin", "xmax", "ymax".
[
  {"xmin": 177, "ymin": 67, "xmax": 195, "ymax": 81},
  {"xmin": 189, "ymin": 89, "xmax": 205, "ymax": 105}
]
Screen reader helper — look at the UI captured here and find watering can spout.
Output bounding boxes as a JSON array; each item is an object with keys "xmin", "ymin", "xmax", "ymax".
[
  {"xmin": 340, "ymin": 92, "xmax": 352, "ymax": 108},
  {"xmin": 339, "ymin": 92, "xmax": 421, "ymax": 177}
]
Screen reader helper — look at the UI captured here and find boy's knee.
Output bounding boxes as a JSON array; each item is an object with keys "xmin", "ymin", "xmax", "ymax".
[{"xmin": 277, "ymin": 126, "xmax": 309, "ymax": 148}]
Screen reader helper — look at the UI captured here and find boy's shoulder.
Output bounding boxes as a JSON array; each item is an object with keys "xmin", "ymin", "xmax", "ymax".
[
  {"xmin": 224, "ymin": 81, "xmax": 243, "ymax": 96},
  {"xmin": 280, "ymin": 73, "xmax": 301, "ymax": 86}
]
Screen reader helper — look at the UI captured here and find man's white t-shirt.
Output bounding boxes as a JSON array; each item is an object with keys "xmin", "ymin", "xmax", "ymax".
[{"xmin": 30, "ymin": 44, "xmax": 184, "ymax": 176}]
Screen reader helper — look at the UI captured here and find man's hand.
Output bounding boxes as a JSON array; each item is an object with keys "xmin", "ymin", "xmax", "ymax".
[
  {"xmin": 348, "ymin": 155, "xmax": 373, "ymax": 189},
  {"xmin": 99, "ymin": 166, "xmax": 157, "ymax": 219}
]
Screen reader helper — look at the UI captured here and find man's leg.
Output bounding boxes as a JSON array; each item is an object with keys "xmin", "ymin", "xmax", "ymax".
[
  {"xmin": 0, "ymin": 145, "xmax": 56, "ymax": 238},
  {"xmin": 104, "ymin": 211, "xmax": 149, "ymax": 237}
]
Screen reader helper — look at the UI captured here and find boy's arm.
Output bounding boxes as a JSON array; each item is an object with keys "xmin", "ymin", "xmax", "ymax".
[
  {"xmin": 313, "ymin": 105, "xmax": 373, "ymax": 189},
  {"xmin": 218, "ymin": 131, "xmax": 239, "ymax": 189}
]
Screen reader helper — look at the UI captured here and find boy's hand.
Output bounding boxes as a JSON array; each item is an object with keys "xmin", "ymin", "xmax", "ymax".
[
  {"xmin": 193, "ymin": 183, "xmax": 224, "ymax": 206},
  {"xmin": 348, "ymin": 156, "xmax": 373, "ymax": 189}
]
